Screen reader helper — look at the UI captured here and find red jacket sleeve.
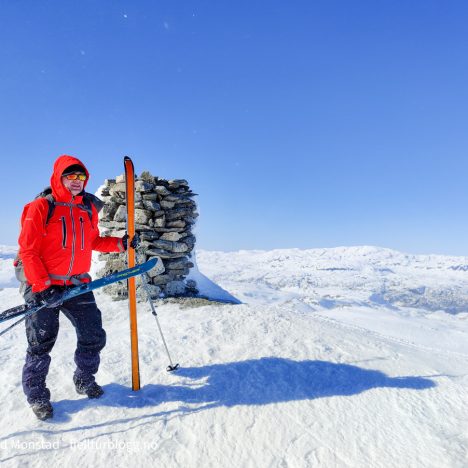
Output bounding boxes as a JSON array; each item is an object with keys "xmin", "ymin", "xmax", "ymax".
[
  {"xmin": 90, "ymin": 206, "xmax": 125, "ymax": 253},
  {"xmin": 18, "ymin": 199, "xmax": 52, "ymax": 293}
]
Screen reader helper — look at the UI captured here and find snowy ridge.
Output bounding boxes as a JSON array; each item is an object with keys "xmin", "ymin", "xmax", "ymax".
[
  {"xmin": 196, "ymin": 246, "xmax": 468, "ymax": 314},
  {"xmin": 0, "ymin": 245, "xmax": 466, "ymax": 467}
]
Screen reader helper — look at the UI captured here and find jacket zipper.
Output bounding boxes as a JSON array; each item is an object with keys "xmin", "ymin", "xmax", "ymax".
[
  {"xmin": 64, "ymin": 197, "xmax": 76, "ymax": 285},
  {"xmin": 79, "ymin": 217, "xmax": 84, "ymax": 250},
  {"xmin": 61, "ymin": 217, "xmax": 67, "ymax": 249}
]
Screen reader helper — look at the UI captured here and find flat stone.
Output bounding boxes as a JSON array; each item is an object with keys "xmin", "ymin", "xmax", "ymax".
[
  {"xmin": 166, "ymin": 220, "xmax": 186, "ymax": 229},
  {"xmin": 151, "ymin": 177, "xmax": 167, "ymax": 185},
  {"xmin": 146, "ymin": 249, "xmax": 187, "ymax": 259},
  {"xmin": 113, "ymin": 205, "xmax": 127, "ymax": 222},
  {"xmin": 168, "ymin": 179, "xmax": 188, "ymax": 188},
  {"xmin": 155, "ymin": 185, "xmax": 171, "ymax": 196},
  {"xmin": 166, "ymin": 267, "xmax": 190, "ymax": 276},
  {"xmin": 143, "ymin": 200, "xmax": 161, "ymax": 211},
  {"xmin": 171, "ymin": 241, "xmax": 189, "ymax": 253},
  {"xmin": 140, "ymin": 240, "xmax": 155, "ymax": 249},
  {"xmin": 151, "ymin": 274, "xmax": 175, "ymax": 285},
  {"xmin": 142, "ymin": 193, "xmax": 159, "ymax": 200},
  {"xmin": 159, "ymin": 232, "xmax": 182, "ymax": 242},
  {"xmin": 109, "ymin": 183, "xmax": 127, "ymax": 197},
  {"xmin": 135, "ymin": 223, "xmax": 155, "ymax": 231},
  {"xmin": 150, "ymin": 239, "xmax": 173, "ymax": 251},
  {"xmin": 152, "ymin": 227, "xmax": 182, "ymax": 233},
  {"xmin": 164, "ymin": 280, "xmax": 186, "ymax": 296},
  {"xmin": 163, "ymin": 194, "xmax": 191, "ymax": 203},
  {"xmin": 163, "ymin": 258, "xmax": 193, "ymax": 269},
  {"xmin": 160, "ymin": 200, "xmax": 176, "ymax": 210},
  {"xmin": 151, "ymin": 239, "xmax": 188, "ymax": 253},
  {"xmin": 184, "ymin": 216, "xmax": 198, "ymax": 225},
  {"xmin": 99, "ymin": 203, "xmax": 118, "ymax": 222},
  {"xmin": 178, "ymin": 230, "xmax": 192, "ymax": 239},
  {"xmin": 146, "ymin": 258, "xmax": 166, "ymax": 277},
  {"xmin": 140, "ymin": 232, "xmax": 159, "ymax": 241},
  {"xmin": 135, "ymin": 180, "xmax": 154, "ymax": 192},
  {"xmin": 183, "ymin": 235, "xmax": 196, "ymax": 247},
  {"xmin": 151, "ymin": 210, "xmax": 166, "ymax": 218},
  {"xmin": 153, "ymin": 216, "xmax": 166, "ymax": 228},
  {"xmin": 174, "ymin": 187, "xmax": 192, "ymax": 194},
  {"xmin": 175, "ymin": 199, "xmax": 196, "ymax": 208},
  {"xmin": 165, "ymin": 208, "xmax": 195, "ymax": 220},
  {"xmin": 135, "ymin": 209, "xmax": 152, "ymax": 225}
]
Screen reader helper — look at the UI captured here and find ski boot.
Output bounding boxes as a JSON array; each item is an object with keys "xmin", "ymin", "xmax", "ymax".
[
  {"xmin": 74, "ymin": 378, "xmax": 104, "ymax": 399},
  {"xmin": 31, "ymin": 400, "xmax": 53, "ymax": 421}
]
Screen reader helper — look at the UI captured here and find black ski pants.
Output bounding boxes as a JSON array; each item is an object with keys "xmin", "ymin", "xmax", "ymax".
[{"xmin": 22, "ymin": 290, "xmax": 106, "ymax": 404}]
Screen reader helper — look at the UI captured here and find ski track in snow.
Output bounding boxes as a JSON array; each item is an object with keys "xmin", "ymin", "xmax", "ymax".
[{"xmin": 0, "ymin": 245, "xmax": 467, "ymax": 467}]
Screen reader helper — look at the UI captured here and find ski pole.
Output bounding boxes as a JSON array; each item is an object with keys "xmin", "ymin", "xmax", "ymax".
[
  {"xmin": 141, "ymin": 273, "xmax": 179, "ymax": 372},
  {"xmin": 0, "ymin": 315, "xmax": 27, "ymax": 337}
]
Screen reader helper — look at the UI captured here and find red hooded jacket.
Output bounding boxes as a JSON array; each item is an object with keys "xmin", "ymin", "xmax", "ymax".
[{"xmin": 18, "ymin": 155, "xmax": 124, "ymax": 292}]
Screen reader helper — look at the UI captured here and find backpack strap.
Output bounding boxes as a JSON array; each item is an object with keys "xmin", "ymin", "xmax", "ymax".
[
  {"xmin": 83, "ymin": 193, "xmax": 105, "ymax": 214},
  {"xmin": 44, "ymin": 194, "xmax": 55, "ymax": 224},
  {"xmin": 40, "ymin": 190, "xmax": 104, "ymax": 225}
]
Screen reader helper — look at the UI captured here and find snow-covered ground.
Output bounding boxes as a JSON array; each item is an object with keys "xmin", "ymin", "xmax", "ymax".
[{"xmin": 0, "ymin": 245, "xmax": 467, "ymax": 467}]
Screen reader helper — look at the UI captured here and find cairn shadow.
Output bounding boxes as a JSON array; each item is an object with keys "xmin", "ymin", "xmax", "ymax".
[{"xmin": 52, "ymin": 357, "xmax": 435, "ymax": 419}]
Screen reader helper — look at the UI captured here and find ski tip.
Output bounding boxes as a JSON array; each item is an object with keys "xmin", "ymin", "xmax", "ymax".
[
  {"xmin": 146, "ymin": 257, "xmax": 158, "ymax": 268},
  {"xmin": 123, "ymin": 156, "xmax": 134, "ymax": 169}
]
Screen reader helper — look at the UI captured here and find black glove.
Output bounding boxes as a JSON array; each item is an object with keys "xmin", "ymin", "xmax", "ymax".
[
  {"xmin": 34, "ymin": 286, "xmax": 64, "ymax": 308},
  {"xmin": 122, "ymin": 232, "xmax": 140, "ymax": 250}
]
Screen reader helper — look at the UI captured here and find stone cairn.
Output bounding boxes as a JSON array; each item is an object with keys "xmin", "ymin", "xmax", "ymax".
[{"xmin": 96, "ymin": 171, "xmax": 198, "ymax": 300}]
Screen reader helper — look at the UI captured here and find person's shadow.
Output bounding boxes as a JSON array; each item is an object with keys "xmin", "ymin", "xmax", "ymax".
[
  {"xmin": 0, "ymin": 356, "xmax": 436, "ymax": 459},
  {"xmin": 51, "ymin": 357, "xmax": 435, "ymax": 420}
]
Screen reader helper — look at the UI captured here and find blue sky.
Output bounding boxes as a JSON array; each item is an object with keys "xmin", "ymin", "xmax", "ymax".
[{"xmin": 1, "ymin": 1, "xmax": 468, "ymax": 255}]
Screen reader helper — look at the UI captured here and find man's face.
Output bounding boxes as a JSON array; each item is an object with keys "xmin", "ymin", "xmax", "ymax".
[{"xmin": 61, "ymin": 173, "xmax": 86, "ymax": 196}]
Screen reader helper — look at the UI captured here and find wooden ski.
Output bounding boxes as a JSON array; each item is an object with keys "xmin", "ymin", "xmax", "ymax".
[{"xmin": 124, "ymin": 156, "xmax": 141, "ymax": 391}]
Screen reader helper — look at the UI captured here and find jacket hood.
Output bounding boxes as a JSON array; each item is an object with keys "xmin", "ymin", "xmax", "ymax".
[{"xmin": 50, "ymin": 155, "xmax": 90, "ymax": 201}]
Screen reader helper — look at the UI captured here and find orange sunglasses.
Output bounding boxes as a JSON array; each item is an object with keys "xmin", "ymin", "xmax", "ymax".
[{"xmin": 64, "ymin": 173, "xmax": 87, "ymax": 181}]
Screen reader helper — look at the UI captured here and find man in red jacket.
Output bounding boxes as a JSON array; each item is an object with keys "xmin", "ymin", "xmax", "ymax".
[{"xmin": 18, "ymin": 155, "xmax": 132, "ymax": 421}]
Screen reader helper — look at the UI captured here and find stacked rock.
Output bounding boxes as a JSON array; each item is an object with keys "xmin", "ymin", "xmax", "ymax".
[{"xmin": 96, "ymin": 171, "xmax": 198, "ymax": 300}]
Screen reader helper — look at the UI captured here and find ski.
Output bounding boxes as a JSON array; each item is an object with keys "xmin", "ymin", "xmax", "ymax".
[
  {"xmin": 124, "ymin": 156, "xmax": 141, "ymax": 391},
  {"xmin": 0, "ymin": 258, "xmax": 160, "ymax": 334}
]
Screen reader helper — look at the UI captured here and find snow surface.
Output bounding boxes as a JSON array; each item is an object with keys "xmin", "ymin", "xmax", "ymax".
[{"xmin": 0, "ymin": 245, "xmax": 467, "ymax": 467}]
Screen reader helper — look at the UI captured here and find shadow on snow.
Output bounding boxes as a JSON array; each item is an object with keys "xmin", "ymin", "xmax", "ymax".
[
  {"xmin": 0, "ymin": 357, "xmax": 436, "ymax": 462},
  {"xmin": 52, "ymin": 357, "xmax": 435, "ymax": 418}
]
